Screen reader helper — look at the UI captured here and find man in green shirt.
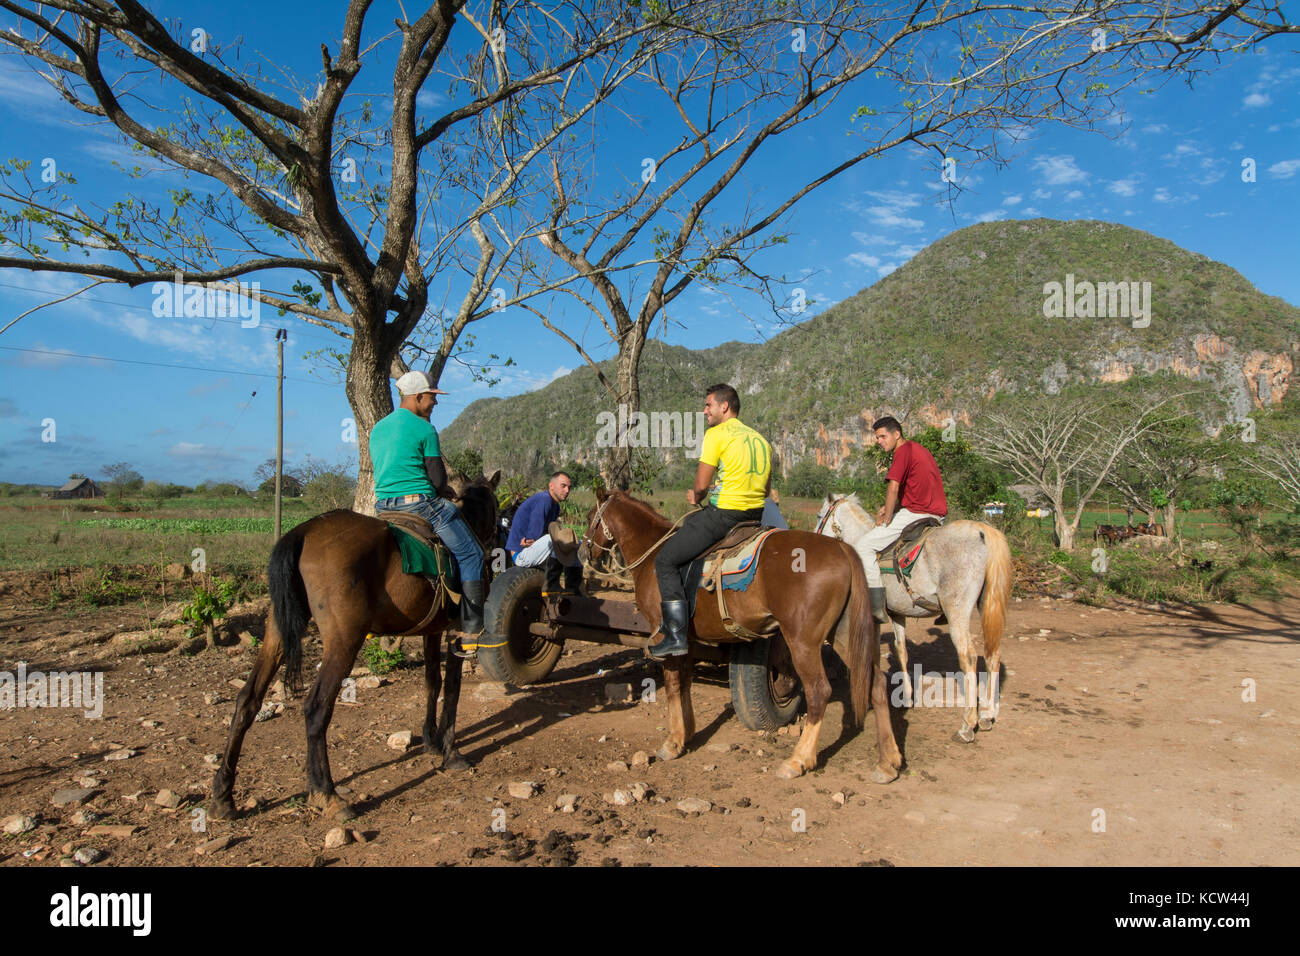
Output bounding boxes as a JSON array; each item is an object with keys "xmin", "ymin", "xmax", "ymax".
[
  {"xmin": 370, "ymin": 370, "xmax": 487, "ymax": 658},
  {"xmin": 649, "ymin": 383, "xmax": 772, "ymax": 659}
]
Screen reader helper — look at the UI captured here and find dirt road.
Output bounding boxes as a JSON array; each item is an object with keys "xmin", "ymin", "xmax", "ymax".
[{"xmin": 2, "ymin": 579, "xmax": 1297, "ymax": 866}]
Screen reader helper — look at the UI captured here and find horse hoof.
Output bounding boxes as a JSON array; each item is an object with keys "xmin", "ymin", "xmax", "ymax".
[
  {"xmin": 775, "ymin": 759, "xmax": 805, "ymax": 780},
  {"xmin": 443, "ymin": 753, "xmax": 472, "ymax": 772},
  {"xmin": 871, "ymin": 765, "xmax": 899, "ymax": 785},
  {"xmin": 655, "ymin": 744, "xmax": 682, "ymax": 762},
  {"xmin": 207, "ymin": 796, "xmax": 237, "ymax": 821},
  {"xmin": 308, "ymin": 792, "xmax": 356, "ymax": 821},
  {"xmin": 978, "ymin": 717, "xmax": 995, "ymax": 732},
  {"xmin": 952, "ymin": 727, "xmax": 976, "ymax": 744}
]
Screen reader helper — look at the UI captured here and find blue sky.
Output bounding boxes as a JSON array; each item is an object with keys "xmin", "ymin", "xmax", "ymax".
[{"xmin": 1, "ymin": 3, "xmax": 1297, "ymax": 488}]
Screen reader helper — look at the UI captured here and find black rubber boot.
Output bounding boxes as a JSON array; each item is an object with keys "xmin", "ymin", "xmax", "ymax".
[
  {"xmin": 452, "ymin": 579, "xmax": 486, "ymax": 659},
  {"xmin": 563, "ymin": 564, "xmax": 583, "ymax": 597},
  {"xmin": 868, "ymin": 587, "xmax": 889, "ymax": 624},
  {"xmin": 542, "ymin": 557, "xmax": 564, "ymax": 599},
  {"xmin": 648, "ymin": 599, "xmax": 691, "ymax": 660}
]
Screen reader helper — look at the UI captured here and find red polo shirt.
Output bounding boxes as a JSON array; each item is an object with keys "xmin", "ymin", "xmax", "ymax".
[{"xmin": 887, "ymin": 440, "xmax": 947, "ymax": 517}]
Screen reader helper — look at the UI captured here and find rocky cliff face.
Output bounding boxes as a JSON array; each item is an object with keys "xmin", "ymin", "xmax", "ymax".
[{"xmin": 443, "ymin": 219, "xmax": 1300, "ymax": 480}]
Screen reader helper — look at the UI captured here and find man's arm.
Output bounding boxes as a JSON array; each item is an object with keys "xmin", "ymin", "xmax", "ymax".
[
  {"xmin": 688, "ymin": 462, "xmax": 716, "ymax": 505},
  {"xmin": 877, "ymin": 479, "xmax": 900, "ymax": 525},
  {"xmin": 424, "ymin": 456, "xmax": 450, "ymax": 498}
]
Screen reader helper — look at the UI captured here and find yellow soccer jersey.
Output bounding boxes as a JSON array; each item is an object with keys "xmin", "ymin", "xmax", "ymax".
[{"xmin": 699, "ymin": 417, "xmax": 770, "ymax": 510}]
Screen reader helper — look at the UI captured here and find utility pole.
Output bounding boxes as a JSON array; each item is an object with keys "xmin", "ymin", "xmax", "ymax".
[{"xmin": 274, "ymin": 328, "xmax": 286, "ymax": 540}]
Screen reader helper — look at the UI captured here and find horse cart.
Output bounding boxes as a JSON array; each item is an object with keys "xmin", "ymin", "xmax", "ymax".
[{"xmin": 475, "ymin": 563, "xmax": 805, "ymax": 732}]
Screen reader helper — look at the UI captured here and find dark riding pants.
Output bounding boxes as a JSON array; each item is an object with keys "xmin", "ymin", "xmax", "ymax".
[{"xmin": 654, "ymin": 504, "xmax": 764, "ymax": 603}]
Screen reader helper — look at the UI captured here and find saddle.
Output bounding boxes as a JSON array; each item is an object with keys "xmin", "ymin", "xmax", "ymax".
[
  {"xmin": 879, "ymin": 517, "xmax": 943, "ymax": 580},
  {"xmin": 377, "ymin": 510, "xmax": 460, "ymax": 636},
  {"xmin": 679, "ymin": 523, "xmax": 781, "ymax": 642}
]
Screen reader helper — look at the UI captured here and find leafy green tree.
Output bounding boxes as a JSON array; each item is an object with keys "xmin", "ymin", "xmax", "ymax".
[
  {"xmin": 444, "ymin": 448, "xmax": 484, "ymax": 481},
  {"xmin": 101, "ymin": 462, "xmax": 143, "ymax": 498}
]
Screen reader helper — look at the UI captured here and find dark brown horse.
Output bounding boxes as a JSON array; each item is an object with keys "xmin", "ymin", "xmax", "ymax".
[
  {"xmin": 208, "ymin": 472, "xmax": 499, "ymax": 822},
  {"xmin": 582, "ymin": 489, "xmax": 901, "ymax": 783}
]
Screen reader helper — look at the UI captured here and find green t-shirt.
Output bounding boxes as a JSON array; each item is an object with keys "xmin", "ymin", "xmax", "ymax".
[{"xmin": 369, "ymin": 408, "xmax": 442, "ymax": 499}]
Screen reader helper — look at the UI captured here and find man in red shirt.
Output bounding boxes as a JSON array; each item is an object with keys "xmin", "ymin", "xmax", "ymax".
[{"xmin": 857, "ymin": 416, "xmax": 948, "ymax": 622}]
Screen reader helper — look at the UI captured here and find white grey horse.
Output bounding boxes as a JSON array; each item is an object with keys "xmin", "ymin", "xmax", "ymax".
[{"xmin": 815, "ymin": 493, "xmax": 1012, "ymax": 742}]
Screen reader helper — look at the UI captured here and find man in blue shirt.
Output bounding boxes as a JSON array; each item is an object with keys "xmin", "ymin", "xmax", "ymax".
[
  {"xmin": 506, "ymin": 471, "xmax": 582, "ymax": 600},
  {"xmin": 370, "ymin": 370, "xmax": 488, "ymax": 659}
]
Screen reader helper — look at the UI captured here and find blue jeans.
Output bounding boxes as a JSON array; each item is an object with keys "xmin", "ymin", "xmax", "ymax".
[{"xmin": 376, "ymin": 494, "xmax": 484, "ymax": 581}]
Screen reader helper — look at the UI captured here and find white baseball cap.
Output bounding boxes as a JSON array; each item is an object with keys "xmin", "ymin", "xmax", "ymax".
[{"xmin": 395, "ymin": 370, "xmax": 448, "ymax": 397}]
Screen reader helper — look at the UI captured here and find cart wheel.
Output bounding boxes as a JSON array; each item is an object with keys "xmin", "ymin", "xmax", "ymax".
[
  {"xmin": 479, "ymin": 565, "xmax": 564, "ymax": 685},
  {"xmin": 729, "ymin": 633, "xmax": 803, "ymax": 730}
]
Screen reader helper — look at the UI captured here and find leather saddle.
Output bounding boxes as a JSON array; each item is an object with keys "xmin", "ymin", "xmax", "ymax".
[
  {"xmin": 702, "ymin": 521, "xmax": 764, "ymax": 559},
  {"xmin": 678, "ymin": 521, "xmax": 768, "ymax": 629},
  {"xmin": 378, "ymin": 510, "xmax": 442, "ymax": 553},
  {"xmin": 882, "ymin": 517, "xmax": 943, "ymax": 577}
]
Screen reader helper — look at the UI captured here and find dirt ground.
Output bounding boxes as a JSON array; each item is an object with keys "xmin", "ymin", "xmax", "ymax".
[{"xmin": 1, "ymin": 569, "xmax": 1297, "ymax": 867}]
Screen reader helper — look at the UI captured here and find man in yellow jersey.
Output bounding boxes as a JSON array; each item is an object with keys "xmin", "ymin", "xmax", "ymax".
[{"xmin": 650, "ymin": 384, "xmax": 772, "ymax": 659}]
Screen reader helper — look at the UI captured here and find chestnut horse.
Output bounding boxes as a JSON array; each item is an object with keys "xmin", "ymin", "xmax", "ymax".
[
  {"xmin": 581, "ymin": 489, "xmax": 901, "ymax": 783},
  {"xmin": 208, "ymin": 473, "xmax": 499, "ymax": 822}
]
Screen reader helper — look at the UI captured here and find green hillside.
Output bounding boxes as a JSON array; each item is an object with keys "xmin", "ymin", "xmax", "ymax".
[{"xmin": 442, "ymin": 218, "xmax": 1300, "ymax": 480}]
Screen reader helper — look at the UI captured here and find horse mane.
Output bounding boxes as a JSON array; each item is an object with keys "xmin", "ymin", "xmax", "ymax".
[{"xmin": 609, "ymin": 490, "xmax": 671, "ymax": 529}]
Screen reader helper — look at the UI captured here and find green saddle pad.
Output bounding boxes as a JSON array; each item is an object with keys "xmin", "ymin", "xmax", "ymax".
[{"xmin": 388, "ymin": 526, "xmax": 458, "ymax": 589}]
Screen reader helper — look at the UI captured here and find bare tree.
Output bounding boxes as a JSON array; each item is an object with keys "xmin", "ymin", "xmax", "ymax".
[
  {"xmin": 971, "ymin": 388, "xmax": 1177, "ymax": 549},
  {"xmin": 517, "ymin": 1, "xmax": 1298, "ymax": 487},
  {"xmin": 1249, "ymin": 438, "xmax": 1300, "ymax": 513},
  {"xmin": 0, "ymin": 1, "xmax": 739, "ymax": 509},
  {"xmin": 1096, "ymin": 378, "xmax": 1235, "ymax": 535}
]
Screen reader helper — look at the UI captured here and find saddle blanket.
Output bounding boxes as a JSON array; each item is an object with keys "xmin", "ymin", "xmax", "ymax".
[
  {"xmin": 700, "ymin": 528, "xmax": 781, "ymax": 592},
  {"xmin": 387, "ymin": 526, "xmax": 458, "ymax": 591}
]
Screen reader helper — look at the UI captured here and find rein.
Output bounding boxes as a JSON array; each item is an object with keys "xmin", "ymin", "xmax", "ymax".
[{"xmin": 586, "ymin": 496, "xmax": 697, "ymax": 580}]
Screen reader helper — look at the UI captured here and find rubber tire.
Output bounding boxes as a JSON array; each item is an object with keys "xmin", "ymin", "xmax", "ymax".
[
  {"xmin": 729, "ymin": 633, "xmax": 804, "ymax": 731},
  {"xmin": 478, "ymin": 565, "xmax": 564, "ymax": 685}
]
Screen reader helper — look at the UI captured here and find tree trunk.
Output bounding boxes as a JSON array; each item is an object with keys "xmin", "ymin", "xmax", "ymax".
[
  {"xmin": 1163, "ymin": 501, "xmax": 1176, "ymax": 539},
  {"xmin": 1051, "ymin": 492, "xmax": 1074, "ymax": 550},
  {"xmin": 604, "ymin": 351, "xmax": 642, "ymax": 491},
  {"xmin": 346, "ymin": 323, "xmax": 396, "ymax": 514}
]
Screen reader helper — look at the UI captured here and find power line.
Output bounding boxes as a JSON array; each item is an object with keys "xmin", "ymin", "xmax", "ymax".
[
  {"xmin": 0, "ymin": 279, "xmax": 348, "ymax": 346},
  {"xmin": 0, "ymin": 344, "xmax": 336, "ymax": 386}
]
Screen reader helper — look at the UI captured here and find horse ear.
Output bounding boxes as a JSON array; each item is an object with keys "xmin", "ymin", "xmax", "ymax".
[
  {"xmin": 595, "ymin": 486, "xmax": 608, "ymax": 504},
  {"xmin": 488, "ymin": 469, "xmax": 501, "ymax": 490}
]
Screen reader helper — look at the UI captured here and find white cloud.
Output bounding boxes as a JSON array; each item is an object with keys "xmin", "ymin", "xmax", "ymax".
[
  {"xmin": 1031, "ymin": 154, "xmax": 1088, "ymax": 185},
  {"xmin": 1267, "ymin": 159, "xmax": 1300, "ymax": 179},
  {"xmin": 1031, "ymin": 188, "xmax": 1051, "ymax": 200},
  {"xmin": 1003, "ymin": 194, "xmax": 1022, "ymax": 206},
  {"xmin": 1142, "ymin": 123, "xmax": 1169, "ymax": 134},
  {"xmin": 850, "ymin": 231, "xmax": 897, "ymax": 246},
  {"xmin": 416, "ymin": 90, "xmax": 446, "ymax": 110},
  {"xmin": 846, "ymin": 252, "xmax": 880, "ymax": 268},
  {"xmin": 859, "ymin": 189, "xmax": 925, "ymax": 229},
  {"xmin": 1108, "ymin": 178, "xmax": 1140, "ymax": 197},
  {"xmin": 970, "ymin": 209, "xmax": 1005, "ymax": 224},
  {"xmin": 1064, "ymin": 189, "xmax": 1084, "ymax": 202},
  {"xmin": 1022, "ymin": 206, "xmax": 1040, "ymax": 216},
  {"xmin": 1243, "ymin": 92, "xmax": 1271, "ymax": 108}
]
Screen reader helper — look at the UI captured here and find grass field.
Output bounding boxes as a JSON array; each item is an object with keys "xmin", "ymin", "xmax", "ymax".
[{"xmin": 1, "ymin": 490, "xmax": 1295, "ymax": 607}]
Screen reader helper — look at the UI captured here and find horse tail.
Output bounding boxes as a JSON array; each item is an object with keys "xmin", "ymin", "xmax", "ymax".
[
  {"xmin": 268, "ymin": 523, "xmax": 311, "ymax": 694},
  {"xmin": 835, "ymin": 540, "xmax": 873, "ymax": 729},
  {"xmin": 976, "ymin": 522, "xmax": 1012, "ymax": 660}
]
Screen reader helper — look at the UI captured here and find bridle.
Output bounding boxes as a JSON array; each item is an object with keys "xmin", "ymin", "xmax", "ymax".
[
  {"xmin": 583, "ymin": 494, "xmax": 695, "ymax": 579},
  {"xmin": 815, "ymin": 495, "xmax": 848, "ymax": 537}
]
